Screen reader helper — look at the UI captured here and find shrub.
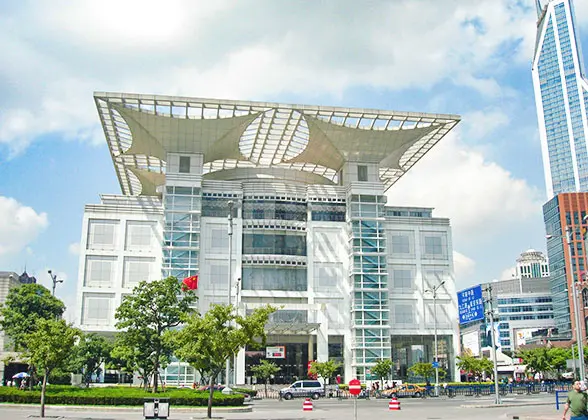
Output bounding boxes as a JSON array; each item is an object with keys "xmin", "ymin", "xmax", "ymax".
[
  {"xmin": 232, "ymin": 387, "xmax": 257, "ymax": 397},
  {"xmin": 0, "ymin": 386, "xmax": 243, "ymax": 407}
]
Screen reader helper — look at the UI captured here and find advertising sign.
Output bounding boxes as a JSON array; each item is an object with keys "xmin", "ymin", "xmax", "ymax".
[
  {"xmin": 457, "ymin": 285, "xmax": 485, "ymax": 325},
  {"xmin": 462, "ymin": 330, "xmax": 480, "ymax": 356},
  {"xmin": 265, "ymin": 346, "xmax": 286, "ymax": 359}
]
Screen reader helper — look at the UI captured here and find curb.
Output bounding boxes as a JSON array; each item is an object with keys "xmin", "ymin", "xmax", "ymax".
[
  {"xmin": 460, "ymin": 402, "xmax": 553, "ymax": 409},
  {"xmin": 0, "ymin": 403, "xmax": 253, "ymax": 413}
]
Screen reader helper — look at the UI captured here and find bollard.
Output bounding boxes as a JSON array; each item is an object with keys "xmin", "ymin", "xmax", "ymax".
[{"xmin": 388, "ymin": 397, "xmax": 401, "ymax": 411}]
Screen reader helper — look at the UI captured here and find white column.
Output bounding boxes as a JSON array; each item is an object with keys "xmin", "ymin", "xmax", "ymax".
[
  {"xmin": 317, "ymin": 305, "xmax": 329, "ymax": 362},
  {"xmin": 236, "ymin": 348, "xmax": 246, "ymax": 385},
  {"xmin": 344, "ymin": 331, "xmax": 353, "ymax": 380}
]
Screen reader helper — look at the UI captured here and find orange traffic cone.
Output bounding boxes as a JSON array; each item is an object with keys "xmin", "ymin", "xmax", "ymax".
[
  {"xmin": 388, "ymin": 397, "xmax": 400, "ymax": 411},
  {"xmin": 303, "ymin": 397, "xmax": 313, "ymax": 411}
]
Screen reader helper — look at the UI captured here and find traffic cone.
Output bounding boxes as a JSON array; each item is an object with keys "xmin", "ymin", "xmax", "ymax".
[
  {"xmin": 303, "ymin": 398, "xmax": 313, "ymax": 411},
  {"xmin": 388, "ymin": 397, "xmax": 400, "ymax": 411}
]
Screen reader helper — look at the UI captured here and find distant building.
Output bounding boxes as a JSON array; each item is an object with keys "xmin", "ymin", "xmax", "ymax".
[
  {"xmin": 516, "ymin": 249, "xmax": 550, "ymax": 279},
  {"xmin": 532, "ymin": 0, "xmax": 588, "ymax": 198},
  {"xmin": 0, "ymin": 271, "xmax": 37, "ymax": 383}
]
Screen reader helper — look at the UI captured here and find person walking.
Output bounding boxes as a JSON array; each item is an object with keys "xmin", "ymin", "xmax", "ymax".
[{"xmin": 562, "ymin": 380, "xmax": 588, "ymax": 420}]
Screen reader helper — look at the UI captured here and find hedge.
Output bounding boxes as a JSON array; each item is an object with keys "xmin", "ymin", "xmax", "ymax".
[
  {"xmin": 0, "ymin": 386, "xmax": 243, "ymax": 407},
  {"xmin": 231, "ymin": 387, "xmax": 257, "ymax": 397}
]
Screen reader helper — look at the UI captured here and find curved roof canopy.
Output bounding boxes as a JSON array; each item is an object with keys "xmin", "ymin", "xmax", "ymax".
[{"xmin": 94, "ymin": 92, "xmax": 460, "ymax": 196}]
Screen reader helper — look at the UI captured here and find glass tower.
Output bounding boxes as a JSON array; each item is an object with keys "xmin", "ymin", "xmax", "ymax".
[{"xmin": 533, "ymin": 0, "xmax": 588, "ymax": 198}]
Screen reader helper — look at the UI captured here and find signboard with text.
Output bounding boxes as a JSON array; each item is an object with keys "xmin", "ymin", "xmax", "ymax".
[
  {"xmin": 457, "ymin": 285, "xmax": 485, "ymax": 325},
  {"xmin": 265, "ymin": 346, "xmax": 286, "ymax": 359}
]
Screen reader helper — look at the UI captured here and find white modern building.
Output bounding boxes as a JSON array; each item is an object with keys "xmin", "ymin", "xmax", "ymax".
[
  {"xmin": 533, "ymin": 0, "xmax": 588, "ymax": 198},
  {"xmin": 516, "ymin": 249, "xmax": 550, "ymax": 279},
  {"xmin": 75, "ymin": 92, "xmax": 461, "ymax": 384}
]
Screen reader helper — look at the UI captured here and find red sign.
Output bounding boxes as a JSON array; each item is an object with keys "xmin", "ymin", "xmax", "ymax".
[{"xmin": 348, "ymin": 378, "xmax": 361, "ymax": 396}]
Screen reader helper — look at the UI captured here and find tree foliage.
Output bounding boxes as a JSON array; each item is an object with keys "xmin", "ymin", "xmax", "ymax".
[
  {"xmin": 309, "ymin": 359, "xmax": 341, "ymax": 395},
  {"xmin": 371, "ymin": 359, "xmax": 393, "ymax": 385},
  {"xmin": 250, "ymin": 360, "xmax": 281, "ymax": 397},
  {"xmin": 172, "ymin": 304, "xmax": 276, "ymax": 419},
  {"xmin": 456, "ymin": 355, "xmax": 493, "ymax": 380},
  {"xmin": 114, "ymin": 277, "xmax": 196, "ymax": 393},
  {"xmin": 24, "ymin": 318, "xmax": 80, "ymax": 418},
  {"xmin": 516, "ymin": 347, "xmax": 579, "ymax": 377},
  {"xmin": 71, "ymin": 333, "xmax": 112, "ymax": 387},
  {"xmin": 408, "ymin": 362, "xmax": 446, "ymax": 381},
  {"xmin": 0, "ymin": 284, "xmax": 65, "ymax": 351}
]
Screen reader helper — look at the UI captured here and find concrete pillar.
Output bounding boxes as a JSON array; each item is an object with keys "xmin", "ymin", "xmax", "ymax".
[
  {"xmin": 236, "ymin": 348, "xmax": 246, "ymax": 385},
  {"xmin": 317, "ymin": 305, "xmax": 329, "ymax": 362},
  {"xmin": 344, "ymin": 331, "xmax": 353, "ymax": 381},
  {"xmin": 308, "ymin": 335, "xmax": 314, "ymax": 362}
]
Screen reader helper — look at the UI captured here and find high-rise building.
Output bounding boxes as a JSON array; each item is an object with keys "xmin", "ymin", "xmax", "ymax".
[
  {"xmin": 75, "ymin": 92, "xmax": 461, "ymax": 383},
  {"xmin": 543, "ymin": 193, "xmax": 588, "ymax": 339},
  {"xmin": 532, "ymin": 0, "xmax": 588, "ymax": 198},
  {"xmin": 516, "ymin": 249, "xmax": 550, "ymax": 279}
]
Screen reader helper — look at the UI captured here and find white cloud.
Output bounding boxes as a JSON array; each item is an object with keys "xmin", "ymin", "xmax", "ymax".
[
  {"xmin": 68, "ymin": 242, "xmax": 80, "ymax": 256},
  {"xmin": 463, "ymin": 108, "xmax": 511, "ymax": 141},
  {"xmin": 387, "ymin": 132, "xmax": 543, "ymax": 240},
  {"xmin": 453, "ymin": 251, "xmax": 476, "ymax": 284},
  {"xmin": 500, "ymin": 266, "xmax": 517, "ymax": 280},
  {"xmin": 0, "ymin": 0, "xmax": 538, "ymax": 155},
  {"xmin": 0, "ymin": 196, "xmax": 48, "ymax": 255}
]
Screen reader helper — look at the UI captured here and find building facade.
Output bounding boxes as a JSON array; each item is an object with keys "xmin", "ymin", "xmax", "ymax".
[
  {"xmin": 76, "ymin": 92, "xmax": 461, "ymax": 383},
  {"xmin": 543, "ymin": 193, "xmax": 588, "ymax": 341},
  {"xmin": 533, "ymin": 0, "xmax": 588, "ymax": 198},
  {"xmin": 516, "ymin": 249, "xmax": 550, "ymax": 279},
  {"xmin": 460, "ymin": 275, "xmax": 554, "ymax": 356}
]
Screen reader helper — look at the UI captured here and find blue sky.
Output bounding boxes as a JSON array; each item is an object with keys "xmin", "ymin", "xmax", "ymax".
[{"xmin": 1, "ymin": 0, "xmax": 587, "ymax": 319}]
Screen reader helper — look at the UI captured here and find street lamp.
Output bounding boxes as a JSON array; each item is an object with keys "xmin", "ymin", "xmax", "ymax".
[
  {"xmin": 47, "ymin": 270, "xmax": 63, "ymax": 296},
  {"xmin": 225, "ymin": 200, "xmax": 234, "ymax": 389},
  {"xmin": 546, "ymin": 223, "xmax": 587, "ymax": 381},
  {"xmin": 425, "ymin": 279, "xmax": 445, "ymax": 397}
]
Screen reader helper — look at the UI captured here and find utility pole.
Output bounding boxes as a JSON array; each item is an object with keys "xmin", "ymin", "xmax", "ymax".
[
  {"xmin": 567, "ymin": 225, "xmax": 586, "ymax": 381},
  {"xmin": 47, "ymin": 270, "xmax": 63, "ymax": 296},
  {"xmin": 484, "ymin": 285, "xmax": 501, "ymax": 405},
  {"xmin": 425, "ymin": 279, "xmax": 445, "ymax": 397},
  {"xmin": 225, "ymin": 200, "xmax": 234, "ymax": 389}
]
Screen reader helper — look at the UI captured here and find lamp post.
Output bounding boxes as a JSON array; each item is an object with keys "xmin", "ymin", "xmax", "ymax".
[
  {"xmin": 547, "ymin": 227, "xmax": 586, "ymax": 381},
  {"xmin": 484, "ymin": 285, "xmax": 501, "ymax": 405},
  {"xmin": 47, "ymin": 270, "xmax": 63, "ymax": 296},
  {"xmin": 225, "ymin": 200, "xmax": 234, "ymax": 389},
  {"xmin": 425, "ymin": 279, "xmax": 445, "ymax": 397}
]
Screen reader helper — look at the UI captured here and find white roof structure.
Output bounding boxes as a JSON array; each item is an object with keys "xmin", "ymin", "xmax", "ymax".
[{"xmin": 94, "ymin": 92, "xmax": 460, "ymax": 196}]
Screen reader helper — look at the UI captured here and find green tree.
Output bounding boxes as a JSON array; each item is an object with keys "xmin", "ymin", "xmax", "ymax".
[
  {"xmin": 250, "ymin": 360, "xmax": 281, "ymax": 398},
  {"xmin": 114, "ymin": 277, "xmax": 196, "ymax": 393},
  {"xmin": 24, "ymin": 318, "xmax": 80, "ymax": 418},
  {"xmin": 0, "ymin": 284, "xmax": 65, "ymax": 351},
  {"xmin": 111, "ymin": 331, "xmax": 155, "ymax": 390},
  {"xmin": 517, "ymin": 348, "xmax": 551, "ymax": 377},
  {"xmin": 548, "ymin": 347, "xmax": 570, "ymax": 373},
  {"xmin": 457, "ymin": 355, "xmax": 493, "ymax": 381},
  {"xmin": 309, "ymin": 359, "xmax": 341, "ymax": 396},
  {"xmin": 71, "ymin": 333, "xmax": 112, "ymax": 387},
  {"xmin": 371, "ymin": 359, "xmax": 393, "ymax": 387},
  {"xmin": 172, "ymin": 304, "xmax": 276, "ymax": 419},
  {"xmin": 408, "ymin": 362, "xmax": 441, "ymax": 381}
]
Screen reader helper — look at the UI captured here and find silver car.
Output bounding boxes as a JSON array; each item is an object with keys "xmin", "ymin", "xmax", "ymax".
[{"xmin": 280, "ymin": 380, "xmax": 325, "ymax": 400}]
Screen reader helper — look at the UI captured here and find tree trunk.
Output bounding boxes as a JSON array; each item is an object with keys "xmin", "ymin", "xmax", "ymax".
[
  {"xmin": 207, "ymin": 375, "xmax": 214, "ymax": 419},
  {"xmin": 265, "ymin": 379, "xmax": 268, "ymax": 398},
  {"xmin": 153, "ymin": 350, "xmax": 160, "ymax": 393},
  {"xmin": 40, "ymin": 372, "xmax": 48, "ymax": 418}
]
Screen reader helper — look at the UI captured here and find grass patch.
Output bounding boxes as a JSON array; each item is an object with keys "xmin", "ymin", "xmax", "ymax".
[{"xmin": 0, "ymin": 385, "xmax": 243, "ymax": 407}]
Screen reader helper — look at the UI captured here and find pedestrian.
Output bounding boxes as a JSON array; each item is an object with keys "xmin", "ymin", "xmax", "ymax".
[{"xmin": 562, "ymin": 380, "xmax": 588, "ymax": 420}]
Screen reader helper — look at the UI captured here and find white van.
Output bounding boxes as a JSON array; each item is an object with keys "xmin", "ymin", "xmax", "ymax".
[{"xmin": 279, "ymin": 380, "xmax": 325, "ymax": 400}]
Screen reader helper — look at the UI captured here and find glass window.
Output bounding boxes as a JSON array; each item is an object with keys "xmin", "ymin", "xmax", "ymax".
[
  {"xmin": 392, "ymin": 269, "xmax": 413, "ymax": 291},
  {"xmin": 179, "ymin": 156, "xmax": 191, "ymax": 173},
  {"xmin": 83, "ymin": 294, "xmax": 113, "ymax": 326},
  {"xmin": 87, "ymin": 220, "xmax": 118, "ymax": 250},
  {"xmin": 390, "ymin": 234, "xmax": 411, "ymax": 255},
  {"xmin": 125, "ymin": 221, "xmax": 155, "ymax": 250},
  {"xmin": 394, "ymin": 304, "xmax": 415, "ymax": 325},
  {"xmin": 84, "ymin": 256, "xmax": 116, "ymax": 288},
  {"xmin": 242, "ymin": 267, "xmax": 307, "ymax": 291},
  {"xmin": 358, "ymin": 165, "xmax": 368, "ymax": 182},
  {"xmin": 123, "ymin": 257, "xmax": 155, "ymax": 289}
]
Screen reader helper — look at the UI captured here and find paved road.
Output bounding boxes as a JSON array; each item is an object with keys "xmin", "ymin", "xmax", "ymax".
[{"xmin": 0, "ymin": 394, "xmax": 560, "ymax": 420}]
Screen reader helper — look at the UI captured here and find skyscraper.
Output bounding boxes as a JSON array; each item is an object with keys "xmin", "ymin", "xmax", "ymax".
[{"xmin": 532, "ymin": 0, "xmax": 588, "ymax": 198}]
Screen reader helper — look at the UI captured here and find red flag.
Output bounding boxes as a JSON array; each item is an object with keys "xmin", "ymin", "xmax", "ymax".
[{"xmin": 182, "ymin": 275, "xmax": 198, "ymax": 291}]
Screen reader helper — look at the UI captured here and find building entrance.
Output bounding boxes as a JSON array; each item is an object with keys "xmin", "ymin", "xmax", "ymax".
[{"xmin": 246, "ymin": 342, "xmax": 314, "ymax": 385}]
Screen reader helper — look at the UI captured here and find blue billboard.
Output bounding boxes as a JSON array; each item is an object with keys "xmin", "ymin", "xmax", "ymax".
[{"xmin": 457, "ymin": 285, "xmax": 485, "ymax": 325}]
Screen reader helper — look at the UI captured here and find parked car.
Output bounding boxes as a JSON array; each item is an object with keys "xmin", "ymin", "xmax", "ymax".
[
  {"xmin": 381, "ymin": 383, "xmax": 425, "ymax": 398},
  {"xmin": 279, "ymin": 380, "xmax": 325, "ymax": 400}
]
